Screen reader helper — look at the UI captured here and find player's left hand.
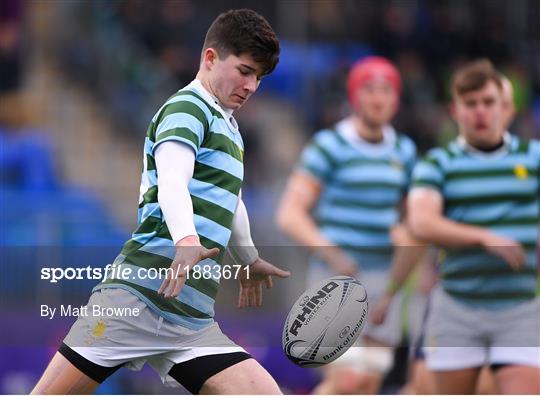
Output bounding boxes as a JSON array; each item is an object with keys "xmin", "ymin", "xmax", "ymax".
[{"xmin": 237, "ymin": 258, "xmax": 290, "ymax": 309}]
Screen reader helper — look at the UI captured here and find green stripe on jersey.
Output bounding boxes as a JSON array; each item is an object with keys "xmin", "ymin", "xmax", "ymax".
[
  {"xmin": 204, "ymin": 131, "xmax": 243, "ymax": 162},
  {"xmin": 139, "ymin": 185, "xmax": 158, "ymax": 208},
  {"xmin": 446, "ymin": 167, "xmax": 537, "ymax": 181},
  {"xmin": 156, "ymin": 128, "xmax": 200, "ymax": 148},
  {"xmin": 160, "ymin": 100, "xmax": 209, "ymax": 132},
  {"xmin": 102, "ymin": 82, "xmax": 245, "ymax": 327},
  {"xmin": 100, "ymin": 278, "xmax": 212, "ymax": 319},
  {"xmin": 193, "ymin": 162, "xmax": 242, "ymax": 194}
]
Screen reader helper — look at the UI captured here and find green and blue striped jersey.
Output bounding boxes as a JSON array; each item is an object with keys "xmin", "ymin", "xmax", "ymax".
[
  {"xmin": 94, "ymin": 80, "xmax": 244, "ymax": 329},
  {"xmin": 299, "ymin": 117, "xmax": 417, "ymax": 272},
  {"xmin": 412, "ymin": 135, "xmax": 539, "ymax": 309}
]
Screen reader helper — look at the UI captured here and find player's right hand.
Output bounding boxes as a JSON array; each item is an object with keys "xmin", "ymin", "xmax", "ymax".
[
  {"xmin": 319, "ymin": 246, "xmax": 358, "ymax": 277},
  {"xmin": 481, "ymin": 232, "xmax": 526, "ymax": 270},
  {"xmin": 158, "ymin": 235, "xmax": 220, "ymax": 298},
  {"xmin": 370, "ymin": 293, "xmax": 393, "ymax": 326}
]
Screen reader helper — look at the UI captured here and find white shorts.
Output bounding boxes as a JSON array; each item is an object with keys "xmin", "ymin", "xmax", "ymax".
[
  {"xmin": 63, "ymin": 288, "xmax": 245, "ymax": 386},
  {"xmin": 424, "ymin": 286, "xmax": 540, "ymax": 371}
]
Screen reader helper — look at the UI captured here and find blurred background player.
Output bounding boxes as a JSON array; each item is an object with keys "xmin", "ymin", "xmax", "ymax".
[
  {"xmin": 408, "ymin": 59, "xmax": 540, "ymax": 394},
  {"xmin": 371, "ymin": 70, "xmax": 523, "ymax": 395},
  {"xmin": 31, "ymin": 9, "xmax": 290, "ymax": 395},
  {"xmin": 276, "ymin": 56, "xmax": 425, "ymax": 394}
]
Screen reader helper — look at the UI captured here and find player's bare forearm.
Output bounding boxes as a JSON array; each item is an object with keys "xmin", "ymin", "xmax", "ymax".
[
  {"xmin": 408, "ymin": 188, "xmax": 488, "ymax": 248},
  {"xmin": 409, "ymin": 214, "xmax": 488, "ymax": 247},
  {"xmin": 277, "ymin": 204, "xmax": 333, "ymax": 250}
]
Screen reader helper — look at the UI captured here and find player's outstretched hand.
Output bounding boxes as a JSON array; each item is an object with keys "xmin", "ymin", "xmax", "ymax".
[
  {"xmin": 237, "ymin": 258, "xmax": 291, "ymax": 309},
  {"xmin": 481, "ymin": 232, "xmax": 526, "ymax": 270},
  {"xmin": 319, "ymin": 246, "xmax": 358, "ymax": 277},
  {"xmin": 159, "ymin": 236, "xmax": 220, "ymax": 298}
]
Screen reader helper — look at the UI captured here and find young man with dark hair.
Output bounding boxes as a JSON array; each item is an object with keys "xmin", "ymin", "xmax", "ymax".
[
  {"xmin": 408, "ymin": 59, "xmax": 540, "ymax": 394},
  {"xmin": 32, "ymin": 9, "xmax": 288, "ymax": 395}
]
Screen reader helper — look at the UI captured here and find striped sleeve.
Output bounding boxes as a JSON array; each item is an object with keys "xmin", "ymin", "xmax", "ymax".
[
  {"xmin": 399, "ymin": 134, "xmax": 418, "ymax": 189},
  {"xmin": 411, "ymin": 149, "xmax": 445, "ymax": 191},
  {"xmin": 297, "ymin": 130, "xmax": 336, "ymax": 183},
  {"xmin": 153, "ymin": 99, "xmax": 209, "ymax": 154},
  {"xmin": 532, "ymin": 140, "xmax": 540, "ymax": 193}
]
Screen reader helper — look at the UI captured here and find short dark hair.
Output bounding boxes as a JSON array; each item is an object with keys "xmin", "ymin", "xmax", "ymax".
[
  {"xmin": 203, "ymin": 9, "xmax": 280, "ymax": 76},
  {"xmin": 451, "ymin": 59, "xmax": 502, "ymax": 98}
]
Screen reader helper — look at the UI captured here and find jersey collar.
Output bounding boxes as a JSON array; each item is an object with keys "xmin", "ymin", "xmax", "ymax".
[{"xmin": 456, "ymin": 132, "xmax": 512, "ymax": 158}]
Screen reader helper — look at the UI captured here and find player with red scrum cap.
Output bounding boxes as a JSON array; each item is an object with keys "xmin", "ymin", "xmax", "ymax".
[{"xmin": 277, "ymin": 56, "xmax": 425, "ymax": 394}]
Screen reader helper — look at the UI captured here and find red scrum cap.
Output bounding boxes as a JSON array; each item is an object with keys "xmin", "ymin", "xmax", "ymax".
[{"xmin": 347, "ymin": 56, "xmax": 401, "ymax": 106}]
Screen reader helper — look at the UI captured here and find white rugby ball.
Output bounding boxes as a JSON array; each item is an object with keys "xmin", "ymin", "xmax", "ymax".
[{"xmin": 282, "ymin": 276, "xmax": 368, "ymax": 367}]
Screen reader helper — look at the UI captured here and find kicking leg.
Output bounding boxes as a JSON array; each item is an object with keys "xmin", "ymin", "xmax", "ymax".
[
  {"xmin": 31, "ymin": 352, "xmax": 99, "ymax": 395},
  {"xmin": 199, "ymin": 358, "xmax": 281, "ymax": 395}
]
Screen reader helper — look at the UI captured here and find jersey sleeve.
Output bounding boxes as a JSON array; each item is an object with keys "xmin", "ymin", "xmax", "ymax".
[
  {"xmin": 411, "ymin": 149, "xmax": 445, "ymax": 192},
  {"xmin": 153, "ymin": 99, "xmax": 209, "ymax": 155},
  {"xmin": 398, "ymin": 134, "xmax": 418, "ymax": 190},
  {"xmin": 297, "ymin": 131, "xmax": 336, "ymax": 183},
  {"xmin": 531, "ymin": 139, "xmax": 540, "ymax": 194}
]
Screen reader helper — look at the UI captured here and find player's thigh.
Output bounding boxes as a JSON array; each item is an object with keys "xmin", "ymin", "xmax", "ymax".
[
  {"xmin": 411, "ymin": 359, "xmax": 436, "ymax": 395},
  {"xmin": 475, "ymin": 366, "xmax": 498, "ymax": 394},
  {"xmin": 432, "ymin": 367, "xmax": 480, "ymax": 395},
  {"xmin": 31, "ymin": 352, "xmax": 99, "ymax": 395},
  {"xmin": 494, "ymin": 365, "xmax": 540, "ymax": 394},
  {"xmin": 199, "ymin": 358, "xmax": 281, "ymax": 395}
]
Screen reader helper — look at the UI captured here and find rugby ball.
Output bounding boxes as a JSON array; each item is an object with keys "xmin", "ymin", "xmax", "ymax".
[{"xmin": 282, "ymin": 276, "xmax": 368, "ymax": 367}]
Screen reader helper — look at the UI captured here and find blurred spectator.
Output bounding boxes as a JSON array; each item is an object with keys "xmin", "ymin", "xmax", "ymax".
[
  {"xmin": 0, "ymin": 0, "xmax": 24, "ymax": 93},
  {"xmin": 0, "ymin": 93, "xmax": 58, "ymax": 190}
]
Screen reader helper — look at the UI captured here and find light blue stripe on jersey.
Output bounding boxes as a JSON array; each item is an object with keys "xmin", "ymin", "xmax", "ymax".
[
  {"xmin": 316, "ymin": 204, "xmax": 399, "ymax": 228},
  {"xmin": 452, "ymin": 201, "xmax": 538, "ymax": 223},
  {"xmin": 138, "ymin": 203, "xmax": 161, "ymax": 222},
  {"xmin": 197, "ymin": 148, "xmax": 243, "ymax": 180},
  {"xmin": 176, "ymin": 93, "xmax": 215, "ymax": 121},
  {"xmin": 321, "ymin": 226, "xmax": 391, "ymax": 246},
  {"xmin": 445, "ymin": 155, "xmax": 536, "ymax": 173},
  {"xmin": 138, "ymin": 203, "xmax": 161, "ymax": 223},
  {"xmin": 119, "ymin": 264, "xmax": 215, "ymax": 316},
  {"xmin": 210, "ymin": 118, "xmax": 244, "ymax": 146},
  {"xmin": 487, "ymin": 224, "xmax": 539, "ymax": 243},
  {"xmin": 443, "ymin": 250, "xmax": 537, "ymax": 274},
  {"xmin": 188, "ymin": 178, "xmax": 237, "ymax": 214},
  {"xmin": 194, "ymin": 213, "xmax": 231, "ymax": 247},
  {"xmin": 445, "ymin": 177, "xmax": 537, "ymax": 199},
  {"xmin": 144, "ymin": 136, "xmax": 153, "ymax": 154},
  {"xmin": 138, "ymin": 237, "xmax": 176, "ymax": 260},
  {"xmin": 98, "ymin": 283, "xmax": 213, "ymax": 330},
  {"xmin": 155, "ymin": 113, "xmax": 204, "ymax": 146},
  {"xmin": 335, "ymin": 165, "xmax": 405, "ymax": 184},
  {"xmin": 131, "ymin": 231, "xmax": 158, "ymax": 245},
  {"xmin": 443, "ymin": 273, "xmax": 536, "ymax": 292},
  {"xmin": 300, "ymin": 148, "xmax": 332, "ymax": 176},
  {"xmin": 324, "ymin": 185, "xmax": 402, "ymax": 205},
  {"xmin": 144, "ymin": 170, "xmax": 157, "ymax": 186}
]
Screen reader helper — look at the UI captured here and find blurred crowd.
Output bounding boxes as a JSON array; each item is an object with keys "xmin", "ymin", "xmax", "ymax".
[{"xmin": 52, "ymin": 0, "xmax": 540, "ymax": 151}]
